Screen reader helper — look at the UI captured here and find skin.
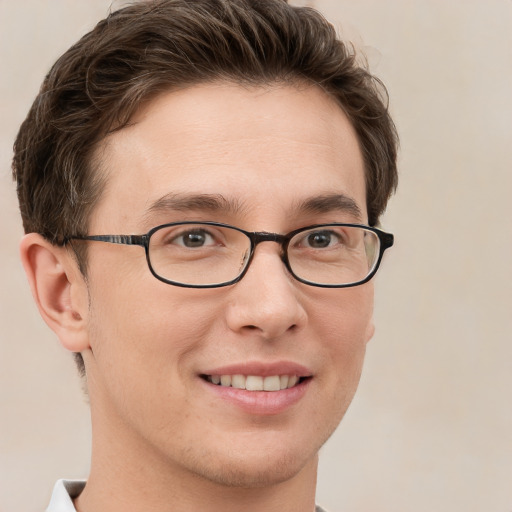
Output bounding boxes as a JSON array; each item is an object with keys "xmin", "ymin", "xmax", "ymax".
[{"xmin": 21, "ymin": 83, "xmax": 375, "ymax": 512}]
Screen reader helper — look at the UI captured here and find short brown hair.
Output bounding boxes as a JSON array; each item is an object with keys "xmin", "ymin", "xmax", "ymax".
[
  {"xmin": 13, "ymin": 0, "xmax": 398, "ymax": 372},
  {"xmin": 13, "ymin": 0, "xmax": 398, "ymax": 242}
]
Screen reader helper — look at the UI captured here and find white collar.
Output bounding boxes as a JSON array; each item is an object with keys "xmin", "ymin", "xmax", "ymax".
[{"xmin": 46, "ymin": 479, "xmax": 85, "ymax": 512}]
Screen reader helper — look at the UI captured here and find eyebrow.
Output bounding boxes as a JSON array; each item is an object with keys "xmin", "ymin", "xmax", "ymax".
[
  {"xmin": 143, "ymin": 193, "xmax": 246, "ymax": 222},
  {"xmin": 296, "ymin": 193, "xmax": 363, "ymax": 221},
  {"xmin": 142, "ymin": 191, "xmax": 363, "ymax": 225}
]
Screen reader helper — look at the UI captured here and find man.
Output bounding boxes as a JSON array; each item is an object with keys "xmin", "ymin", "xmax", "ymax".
[{"xmin": 12, "ymin": 0, "xmax": 398, "ymax": 510}]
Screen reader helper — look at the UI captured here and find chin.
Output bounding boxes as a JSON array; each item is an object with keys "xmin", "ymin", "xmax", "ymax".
[
  {"xmin": 173, "ymin": 425, "xmax": 331, "ymax": 490},
  {"xmin": 188, "ymin": 449, "xmax": 315, "ymax": 489}
]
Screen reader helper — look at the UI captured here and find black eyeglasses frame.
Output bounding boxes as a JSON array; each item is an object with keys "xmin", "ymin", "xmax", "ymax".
[{"xmin": 65, "ymin": 221, "xmax": 394, "ymax": 289}]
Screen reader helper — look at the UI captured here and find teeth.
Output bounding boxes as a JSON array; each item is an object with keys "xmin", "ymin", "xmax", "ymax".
[
  {"xmin": 207, "ymin": 374, "xmax": 302, "ymax": 391},
  {"xmin": 263, "ymin": 375, "xmax": 281, "ymax": 391},
  {"xmin": 246, "ymin": 375, "xmax": 263, "ymax": 391},
  {"xmin": 231, "ymin": 374, "xmax": 246, "ymax": 389},
  {"xmin": 220, "ymin": 375, "xmax": 232, "ymax": 387}
]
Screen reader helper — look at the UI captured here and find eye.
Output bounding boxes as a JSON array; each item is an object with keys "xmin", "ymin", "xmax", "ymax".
[
  {"xmin": 302, "ymin": 230, "xmax": 341, "ymax": 249},
  {"xmin": 172, "ymin": 229, "xmax": 216, "ymax": 248}
]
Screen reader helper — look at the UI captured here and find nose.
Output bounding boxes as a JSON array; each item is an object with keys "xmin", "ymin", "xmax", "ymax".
[{"xmin": 225, "ymin": 244, "xmax": 307, "ymax": 339}]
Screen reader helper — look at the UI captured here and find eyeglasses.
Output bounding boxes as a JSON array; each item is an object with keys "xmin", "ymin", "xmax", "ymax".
[{"xmin": 66, "ymin": 221, "xmax": 394, "ymax": 288}]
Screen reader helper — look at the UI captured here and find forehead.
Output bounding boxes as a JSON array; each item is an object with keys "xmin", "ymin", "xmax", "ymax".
[{"xmin": 90, "ymin": 82, "xmax": 366, "ymax": 232}]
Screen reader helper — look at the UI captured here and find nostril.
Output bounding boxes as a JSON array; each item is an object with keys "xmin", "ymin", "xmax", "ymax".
[{"xmin": 243, "ymin": 322, "xmax": 298, "ymax": 335}]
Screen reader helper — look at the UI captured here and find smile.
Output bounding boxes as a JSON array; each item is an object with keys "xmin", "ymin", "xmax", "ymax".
[
  {"xmin": 203, "ymin": 374, "xmax": 304, "ymax": 391},
  {"xmin": 199, "ymin": 364, "xmax": 313, "ymax": 414}
]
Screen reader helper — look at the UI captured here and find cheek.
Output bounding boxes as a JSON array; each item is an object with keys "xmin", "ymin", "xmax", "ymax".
[
  {"xmin": 84, "ymin": 260, "xmax": 223, "ymax": 399},
  {"xmin": 312, "ymin": 285, "xmax": 374, "ymax": 387},
  {"xmin": 84, "ymin": 283, "xmax": 225, "ymax": 436},
  {"xmin": 314, "ymin": 284, "xmax": 374, "ymax": 346},
  {"xmin": 88, "ymin": 283, "xmax": 219, "ymax": 365}
]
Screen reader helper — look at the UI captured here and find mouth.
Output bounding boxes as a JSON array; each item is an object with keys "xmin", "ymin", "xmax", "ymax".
[
  {"xmin": 200, "ymin": 374, "xmax": 309, "ymax": 391},
  {"xmin": 199, "ymin": 363, "xmax": 313, "ymax": 414}
]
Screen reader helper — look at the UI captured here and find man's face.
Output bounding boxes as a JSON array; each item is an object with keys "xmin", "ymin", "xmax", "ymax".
[{"xmin": 82, "ymin": 83, "xmax": 374, "ymax": 487}]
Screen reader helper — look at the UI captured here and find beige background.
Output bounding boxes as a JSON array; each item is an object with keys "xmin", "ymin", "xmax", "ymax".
[{"xmin": 1, "ymin": 1, "xmax": 511, "ymax": 511}]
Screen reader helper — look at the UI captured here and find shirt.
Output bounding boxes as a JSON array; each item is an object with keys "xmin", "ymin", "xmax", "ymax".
[
  {"xmin": 46, "ymin": 480, "xmax": 86, "ymax": 512},
  {"xmin": 46, "ymin": 479, "xmax": 329, "ymax": 511}
]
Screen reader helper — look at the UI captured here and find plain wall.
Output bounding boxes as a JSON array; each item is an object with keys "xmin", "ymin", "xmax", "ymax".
[{"xmin": 1, "ymin": 1, "xmax": 511, "ymax": 511}]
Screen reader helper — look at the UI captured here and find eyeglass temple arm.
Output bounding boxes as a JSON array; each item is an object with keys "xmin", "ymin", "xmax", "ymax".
[{"xmin": 68, "ymin": 234, "xmax": 147, "ymax": 246}]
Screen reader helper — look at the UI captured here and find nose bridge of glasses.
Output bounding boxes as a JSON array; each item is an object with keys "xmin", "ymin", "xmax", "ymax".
[
  {"xmin": 251, "ymin": 231, "xmax": 287, "ymax": 247},
  {"xmin": 242, "ymin": 232, "xmax": 291, "ymax": 283},
  {"xmin": 249, "ymin": 232, "xmax": 290, "ymax": 261}
]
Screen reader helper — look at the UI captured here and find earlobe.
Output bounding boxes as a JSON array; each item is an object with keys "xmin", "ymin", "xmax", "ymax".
[{"xmin": 19, "ymin": 233, "xmax": 90, "ymax": 352}]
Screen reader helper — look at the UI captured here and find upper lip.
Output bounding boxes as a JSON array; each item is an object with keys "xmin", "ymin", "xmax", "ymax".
[{"xmin": 200, "ymin": 361, "xmax": 313, "ymax": 377}]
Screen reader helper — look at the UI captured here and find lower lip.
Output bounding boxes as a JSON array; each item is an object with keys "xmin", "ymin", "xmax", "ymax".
[{"xmin": 201, "ymin": 378, "xmax": 311, "ymax": 415}]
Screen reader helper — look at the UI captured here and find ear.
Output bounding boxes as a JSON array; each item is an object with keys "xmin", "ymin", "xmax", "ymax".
[{"xmin": 20, "ymin": 233, "xmax": 90, "ymax": 352}]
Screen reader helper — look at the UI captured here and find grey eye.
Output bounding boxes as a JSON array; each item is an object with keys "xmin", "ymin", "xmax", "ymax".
[
  {"xmin": 174, "ymin": 229, "xmax": 215, "ymax": 248},
  {"xmin": 305, "ymin": 231, "xmax": 338, "ymax": 248}
]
